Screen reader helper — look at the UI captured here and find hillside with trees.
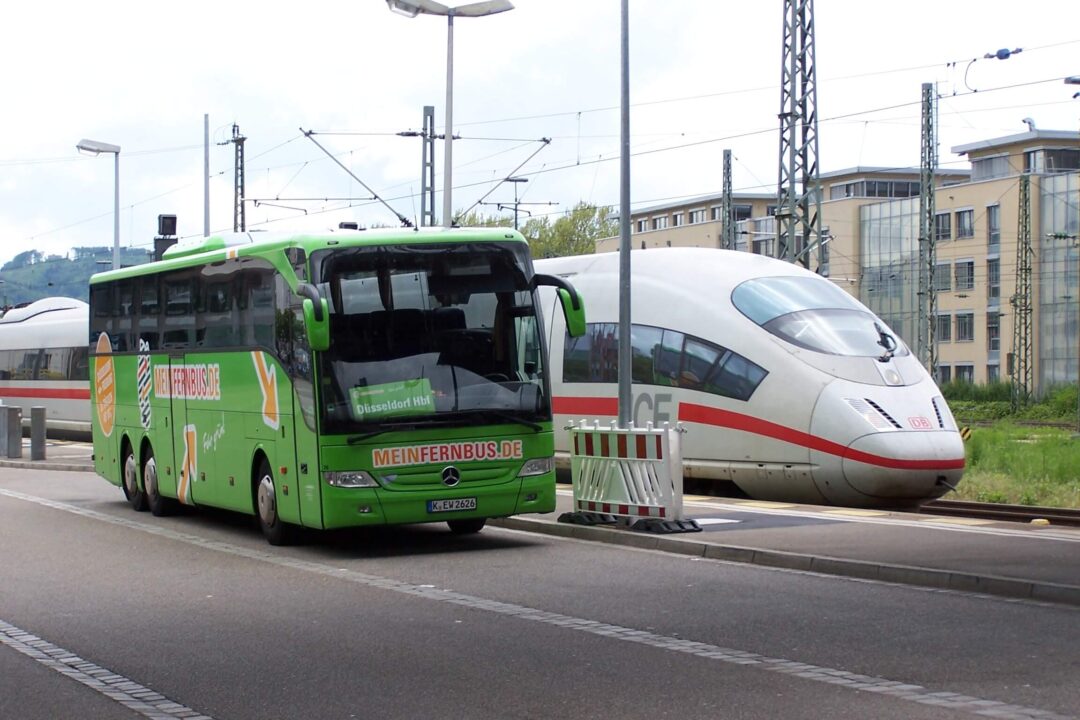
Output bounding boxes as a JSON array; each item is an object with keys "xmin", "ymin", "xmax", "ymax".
[{"xmin": 0, "ymin": 247, "xmax": 152, "ymax": 310}]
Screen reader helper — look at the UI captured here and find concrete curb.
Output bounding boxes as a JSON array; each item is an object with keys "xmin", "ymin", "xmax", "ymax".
[
  {"xmin": 491, "ymin": 516, "xmax": 1080, "ymax": 608},
  {"xmin": 0, "ymin": 460, "xmax": 94, "ymax": 473}
]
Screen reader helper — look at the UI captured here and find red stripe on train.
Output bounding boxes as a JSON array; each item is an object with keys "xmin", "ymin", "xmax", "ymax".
[
  {"xmin": 553, "ymin": 396, "xmax": 965, "ymax": 471},
  {"xmin": 0, "ymin": 388, "xmax": 91, "ymax": 400}
]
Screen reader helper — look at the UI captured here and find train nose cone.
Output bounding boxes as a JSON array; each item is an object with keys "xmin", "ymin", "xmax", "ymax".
[{"xmin": 842, "ymin": 431, "xmax": 965, "ymax": 502}]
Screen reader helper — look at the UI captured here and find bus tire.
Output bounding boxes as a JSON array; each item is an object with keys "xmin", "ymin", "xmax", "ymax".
[
  {"xmin": 144, "ymin": 449, "xmax": 177, "ymax": 517},
  {"xmin": 255, "ymin": 459, "xmax": 295, "ymax": 546},
  {"xmin": 447, "ymin": 518, "xmax": 486, "ymax": 535},
  {"xmin": 122, "ymin": 442, "xmax": 148, "ymax": 512}
]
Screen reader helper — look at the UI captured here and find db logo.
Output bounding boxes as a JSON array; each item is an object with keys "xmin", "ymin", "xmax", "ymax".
[{"xmin": 908, "ymin": 416, "xmax": 932, "ymax": 429}]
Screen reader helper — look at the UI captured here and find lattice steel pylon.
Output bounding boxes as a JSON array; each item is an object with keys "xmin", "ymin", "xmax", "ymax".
[
  {"xmin": 721, "ymin": 149, "xmax": 735, "ymax": 250},
  {"xmin": 917, "ymin": 83, "xmax": 938, "ymax": 374},
  {"xmin": 1011, "ymin": 172, "xmax": 1034, "ymax": 409},
  {"xmin": 775, "ymin": 0, "xmax": 826, "ymax": 274},
  {"xmin": 230, "ymin": 124, "xmax": 246, "ymax": 233},
  {"xmin": 421, "ymin": 106, "xmax": 436, "ymax": 228}
]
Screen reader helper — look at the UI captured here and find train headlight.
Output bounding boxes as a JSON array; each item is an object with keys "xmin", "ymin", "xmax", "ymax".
[
  {"xmin": 324, "ymin": 470, "xmax": 380, "ymax": 488},
  {"xmin": 518, "ymin": 457, "xmax": 554, "ymax": 477}
]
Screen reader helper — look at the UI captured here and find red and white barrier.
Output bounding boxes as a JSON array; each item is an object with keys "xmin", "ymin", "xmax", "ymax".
[{"xmin": 566, "ymin": 420, "xmax": 687, "ymax": 523}]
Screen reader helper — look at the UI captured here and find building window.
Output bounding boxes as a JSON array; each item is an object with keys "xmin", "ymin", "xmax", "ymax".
[
  {"xmin": 955, "ymin": 260, "xmax": 975, "ymax": 291},
  {"xmin": 972, "ymin": 155, "xmax": 1010, "ymax": 181},
  {"xmin": 672, "ymin": 212, "xmax": 684, "ymax": 227},
  {"xmin": 986, "ymin": 204, "xmax": 1000, "ymax": 247},
  {"xmin": 956, "ymin": 209, "xmax": 974, "ymax": 238},
  {"xmin": 636, "ymin": 219, "xmax": 647, "ymax": 233},
  {"xmin": 987, "ymin": 312, "xmax": 1000, "ymax": 351},
  {"xmin": 710, "ymin": 206, "xmax": 722, "ymax": 221},
  {"xmin": 934, "ymin": 262, "xmax": 952, "ymax": 293},
  {"xmin": 733, "ymin": 205, "xmax": 753, "ymax": 222},
  {"xmin": 987, "ymin": 364, "xmax": 1000, "ymax": 383},
  {"xmin": 689, "ymin": 209, "xmax": 706, "ymax": 224},
  {"xmin": 935, "ymin": 313, "xmax": 952, "ymax": 342},
  {"xmin": 987, "ymin": 258, "xmax": 1000, "ymax": 299},
  {"xmin": 956, "ymin": 364, "xmax": 974, "ymax": 383},
  {"xmin": 935, "ymin": 212, "xmax": 951, "ymax": 242},
  {"xmin": 956, "ymin": 312, "xmax": 975, "ymax": 342},
  {"xmin": 937, "ymin": 365, "xmax": 952, "ymax": 383},
  {"xmin": 651, "ymin": 216, "xmax": 668, "ymax": 231}
]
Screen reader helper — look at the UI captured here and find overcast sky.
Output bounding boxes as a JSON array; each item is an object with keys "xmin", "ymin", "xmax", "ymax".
[{"xmin": 2, "ymin": 0, "xmax": 1078, "ymax": 267}]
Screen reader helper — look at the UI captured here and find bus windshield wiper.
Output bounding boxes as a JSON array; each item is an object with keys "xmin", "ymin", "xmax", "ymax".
[
  {"xmin": 346, "ymin": 418, "xmax": 456, "ymax": 444},
  {"xmin": 447, "ymin": 409, "xmax": 543, "ymax": 432},
  {"xmin": 874, "ymin": 322, "xmax": 897, "ymax": 362}
]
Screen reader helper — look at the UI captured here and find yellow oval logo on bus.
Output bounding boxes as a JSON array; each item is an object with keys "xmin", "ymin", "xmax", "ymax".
[{"xmin": 95, "ymin": 333, "xmax": 115, "ymax": 437}]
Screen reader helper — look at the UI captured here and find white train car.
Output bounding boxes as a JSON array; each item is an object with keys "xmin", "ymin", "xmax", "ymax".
[
  {"xmin": 535, "ymin": 248, "xmax": 964, "ymax": 508},
  {"xmin": 0, "ymin": 297, "xmax": 91, "ymax": 435}
]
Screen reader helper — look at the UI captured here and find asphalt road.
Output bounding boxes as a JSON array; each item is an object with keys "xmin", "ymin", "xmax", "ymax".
[{"xmin": 1, "ymin": 468, "xmax": 1077, "ymax": 720}]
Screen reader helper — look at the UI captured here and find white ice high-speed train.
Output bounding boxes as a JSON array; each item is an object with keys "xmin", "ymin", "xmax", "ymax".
[
  {"xmin": 0, "ymin": 297, "xmax": 91, "ymax": 434},
  {"xmin": 535, "ymin": 247, "xmax": 965, "ymax": 508}
]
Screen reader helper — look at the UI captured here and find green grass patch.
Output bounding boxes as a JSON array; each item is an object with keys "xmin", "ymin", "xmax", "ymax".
[{"xmin": 951, "ymin": 423, "xmax": 1080, "ymax": 508}]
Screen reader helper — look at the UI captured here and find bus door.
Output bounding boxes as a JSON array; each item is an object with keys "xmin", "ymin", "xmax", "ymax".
[{"xmin": 292, "ymin": 375, "xmax": 322, "ymax": 529}]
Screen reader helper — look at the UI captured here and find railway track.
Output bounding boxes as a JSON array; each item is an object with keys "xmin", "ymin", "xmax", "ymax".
[{"xmin": 920, "ymin": 499, "xmax": 1080, "ymax": 527}]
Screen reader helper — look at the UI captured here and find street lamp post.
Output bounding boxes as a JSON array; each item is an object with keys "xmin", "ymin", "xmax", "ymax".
[
  {"xmin": 386, "ymin": 0, "xmax": 514, "ymax": 228},
  {"xmin": 76, "ymin": 139, "xmax": 121, "ymax": 270}
]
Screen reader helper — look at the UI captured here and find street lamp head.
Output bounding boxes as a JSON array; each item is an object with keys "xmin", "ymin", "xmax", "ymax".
[
  {"xmin": 385, "ymin": 0, "xmax": 512, "ymax": 17},
  {"xmin": 76, "ymin": 139, "xmax": 120, "ymax": 156},
  {"xmin": 1063, "ymin": 76, "xmax": 1080, "ymax": 85}
]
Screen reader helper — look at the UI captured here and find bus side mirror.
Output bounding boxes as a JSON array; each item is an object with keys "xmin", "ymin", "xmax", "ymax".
[
  {"xmin": 557, "ymin": 288, "xmax": 586, "ymax": 337},
  {"xmin": 296, "ymin": 283, "xmax": 329, "ymax": 351},
  {"xmin": 532, "ymin": 273, "xmax": 586, "ymax": 338},
  {"xmin": 303, "ymin": 298, "xmax": 330, "ymax": 352}
]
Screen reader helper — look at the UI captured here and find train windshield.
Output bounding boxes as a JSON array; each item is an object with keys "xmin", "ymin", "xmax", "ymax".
[
  {"xmin": 311, "ymin": 242, "xmax": 548, "ymax": 435},
  {"xmin": 732, "ymin": 276, "xmax": 908, "ymax": 358}
]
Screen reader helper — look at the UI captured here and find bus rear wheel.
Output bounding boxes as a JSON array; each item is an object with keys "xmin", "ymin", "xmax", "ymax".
[
  {"xmin": 144, "ymin": 450, "xmax": 177, "ymax": 517},
  {"xmin": 122, "ymin": 444, "xmax": 148, "ymax": 512},
  {"xmin": 447, "ymin": 518, "xmax": 486, "ymax": 535},
  {"xmin": 255, "ymin": 460, "xmax": 295, "ymax": 546}
]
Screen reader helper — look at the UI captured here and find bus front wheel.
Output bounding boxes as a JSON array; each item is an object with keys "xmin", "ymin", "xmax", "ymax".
[
  {"xmin": 122, "ymin": 444, "xmax": 148, "ymax": 512},
  {"xmin": 447, "ymin": 518, "xmax": 486, "ymax": 535},
  {"xmin": 255, "ymin": 460, "xmax": 295, "ymax": 546}
]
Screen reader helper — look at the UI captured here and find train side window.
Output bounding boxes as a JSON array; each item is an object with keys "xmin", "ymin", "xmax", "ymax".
[
  {"xmin": 653, "ymin": 330, "xmax": 684, "ymax": 386},
  {"xmin": 0, "ymin": 350, "xmax": 11, "ymax": 380},
  {"xmin": 708, "ymin": 353, "xmax": 768, "ymax": 402},
  {"xmin": 680, "ymin": 337, "xmax": 721, "ymax": 390},
  {"xmin": 69, "ymin": 347, "xmax": 89, "ymax": 381},
  {"xmin": 629, "ymin": 325, "xmax": 663, "ymax": 383},
  {"xmin": 563, "ymin": 322, "xmax": 617, "ymax": 383}
]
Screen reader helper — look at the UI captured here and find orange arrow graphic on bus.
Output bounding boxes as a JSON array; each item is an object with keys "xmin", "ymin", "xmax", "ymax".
[
  {"xmin": 178, "ymin": 424, "xmax": 196, "ymax": 505},
  {"xmin": 252, "ymin": 352, "xmax": 279, "ymax": 430}
]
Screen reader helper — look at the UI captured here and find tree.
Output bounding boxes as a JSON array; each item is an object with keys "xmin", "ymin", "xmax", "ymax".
[{"xmin": 524, "ymin": 202, "xmax": 617, "ymax": 258}]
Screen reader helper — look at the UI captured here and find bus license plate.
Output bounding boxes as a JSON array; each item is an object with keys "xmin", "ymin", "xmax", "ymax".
[{"xmin": 428, "ymin": 497, "xmax": 477, "ymax": 513}]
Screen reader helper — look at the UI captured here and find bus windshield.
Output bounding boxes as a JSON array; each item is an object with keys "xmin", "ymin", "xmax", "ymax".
[{"xmin": 313, "ymin": 242, "xmax": 547, "ymax": 434}]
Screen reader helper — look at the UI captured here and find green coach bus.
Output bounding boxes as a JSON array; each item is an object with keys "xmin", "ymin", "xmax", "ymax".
[{"xmin": 89, "ymin": 227, "xmax": 584, "ymax": 545}]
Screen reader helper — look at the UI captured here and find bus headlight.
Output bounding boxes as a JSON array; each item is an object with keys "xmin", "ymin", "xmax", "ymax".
[
  {"xmin": 517, "ymin": 457, "xmax": 553, "ymax": 477},
  {"xmin": 324, "ymin": 470, "xmax": 379, "ymax": 488}
]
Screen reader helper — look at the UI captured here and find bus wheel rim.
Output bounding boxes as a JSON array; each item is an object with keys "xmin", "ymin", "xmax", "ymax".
[
  {"xmin": 124, "ymin": 453, "xmax": 138, "ymax": 497},
  {"xmin": 257, "ymin": 475, "xmax": 276, "ymax": 526}
]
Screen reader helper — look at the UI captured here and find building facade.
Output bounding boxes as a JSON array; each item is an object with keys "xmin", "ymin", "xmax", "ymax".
[{"xmin": 599, "ymin": 130, "xmax": 1080, "ymax": 395}]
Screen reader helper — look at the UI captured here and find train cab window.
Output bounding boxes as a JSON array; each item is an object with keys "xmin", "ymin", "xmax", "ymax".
[{"xmin": 732, "ymin": 275, "xmax": 909, "ymax": 358}]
